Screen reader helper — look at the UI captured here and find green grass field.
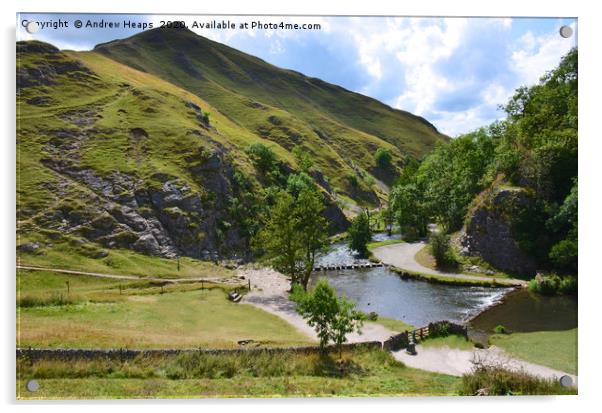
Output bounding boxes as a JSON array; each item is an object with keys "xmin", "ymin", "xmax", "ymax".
[
  {"xmin": 17, "ymin": 269, "xmax": 312, "ymax": 349},
  {"xmin": 490, "ymin": 329, "xmax": 577, "ymax": 375},
  {"xmin": 367, "ymin": 239, "xmax": 404, "ymax": 252},
  {"xmin": 17, "ymin": 347, "xmax": 460, "ymax": 399},
  {"xmin": 372, "ymin": 316, "xmax": 414, "ymax": 333},
  {"xmin": 421, "ymin": 334, "xmax": 475, "ymax": 351}
]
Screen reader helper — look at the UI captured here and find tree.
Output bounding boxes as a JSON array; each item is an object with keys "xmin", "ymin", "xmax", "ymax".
[
  {"xmin": 291, "ymin": 280, "xmax": 365, "ymax": 357},
  {"xmin": 292, "ymin": 146, "xmax": 314, "ymax": 173},
  {"xmin": 429, "ymin": 232, "xmax": 456, "ymax": 269},
  {"xmin": 382, "ymin": 206, "xmax": 394, "ymax": 236},
  {"xmin": 374, "ymin": 147, "xmax": 393, "ymax": 170},
  {"xmin": 257, "ymin": 187, "xmax": 329, "ymax": 290},
  {"xmin": 416, "ymin": 130, "xmax": 496, "ymax": 231},
  {"xmin": 295, "ymin": 188, "xmax": 330, "ymax": 289},
  {"xmin": 348, "ymin": 211, "xmax": 371, "ymax": 257},
  {"xmin": 286, "ymin": 172, "xmax": 316, "ymax": 198},
  {"xmin": 256, "ymin": 190, "xmax": 304, "ymax": 282},
  {"xmin": 389, "ymin": 183, "xmax": 428, "ymax": 238}
]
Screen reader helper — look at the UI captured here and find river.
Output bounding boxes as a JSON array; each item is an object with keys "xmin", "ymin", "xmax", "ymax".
[{"xmin": 310, "ymin": 237, "xmax": 577, "ymax": 335}]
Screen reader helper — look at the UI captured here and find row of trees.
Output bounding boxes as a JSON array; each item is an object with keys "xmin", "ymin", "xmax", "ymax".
[{"xmin": 387, "ymin": 48, "xmax": 578, "ymax": 274}]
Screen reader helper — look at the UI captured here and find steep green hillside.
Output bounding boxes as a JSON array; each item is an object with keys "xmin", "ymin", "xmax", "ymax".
[
  {"xmin": 17, "ymin": 30, "xmax": 446, "ymax": 265},
  {"xmin": 94, "ymin": 28, "xmax": 447, "ymax": 189}
]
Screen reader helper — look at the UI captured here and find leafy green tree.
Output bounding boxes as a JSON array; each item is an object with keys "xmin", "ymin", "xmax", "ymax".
[
  {"xmin": 499, "ymin": 48, "xmax": 577, "ymax": 202},
  {"xmin": 348, "ymin": 211, "xmax": 371, "ymax": 257},
  {"xmin": 256, "ymin": 190, "xmax": 304, "ymax": 282},
  {"xmin": 292, "ymin": 146, "xmax": 314, "ymax": 173},
  {"xmin": 429, "ymin": 232, "xmax": 456, "ymax": 268},
  {"xmin": 416, "ymin": 129, "xmax": 496, "ymax": 231},
  {"xmin": 382, "ymin": 206, "xmax": 394, "ymax": 236},
  {"xmin": 295, "ymin": 188, "xmax": 330, "ymax": 289},
  {"xmin": 389, "ymin": 183, "xmax": 428, "ymax": 238},
  {"xmin": 547, "ymin": 179, "xmax": 577, "ymax": 273},
  {"xmin": 291, "ymin": 280, "xmax": 365, "ymax": 357},
  {"xmin": 257, "ymin": 187, "xmax": 329, "ymax": 290},
  {"xmin": 374, "ymin": 147, "xmax": 393, "ymax": 169},
  {"xmin": 286, "ymin": 172, "xmax": 317, "ymax": 198}
]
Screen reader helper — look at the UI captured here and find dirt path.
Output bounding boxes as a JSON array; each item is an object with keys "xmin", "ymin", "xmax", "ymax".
[
  {"xmin": 16, "ymin": 265, "xmax": 242, "ymax": 284},
  {"xmin": 372, "ymin": 242, "xmax": 527, "ymax": 287},
  {"xmin": 391, "ymin": 344, "xmax": 577, "ymax": 385},
  {"xmin": 240, "ymin": 267, "xmax": 397, "ymax": 343}
]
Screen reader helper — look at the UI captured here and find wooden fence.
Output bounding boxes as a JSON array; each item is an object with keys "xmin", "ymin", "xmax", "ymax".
[{"xmin": 383, "ymin": 321, "xmax": 467, "ymax": 352}]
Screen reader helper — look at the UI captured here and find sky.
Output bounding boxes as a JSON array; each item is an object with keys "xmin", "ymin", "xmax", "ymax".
[{"xmin": 17, "ymin": 13, "xmax": 577, "ymax": 136}]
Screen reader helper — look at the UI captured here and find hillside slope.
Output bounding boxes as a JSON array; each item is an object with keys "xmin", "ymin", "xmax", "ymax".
[
  {"xmin": 94, "ymin": 28, "xmax": 447, "ymax": 192},
  {"xmin": 17, "ymin": 30, "xmax": 446, "ymax": 263}
]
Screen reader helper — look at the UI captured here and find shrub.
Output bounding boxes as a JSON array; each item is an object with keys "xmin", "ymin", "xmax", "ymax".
[
  {"xmin": 247, "ymin": 143, "xmax": 278, "ymax": 174},
  {"xmin": 429, "ymin": 321, "xmax": 450, "ymax": 338},
  {"xmin": 366, "ymin": 311, "xmax": 379, "ymax": 321},
  {"xmin": 460, "ymin": 366, "xmax": 575, "ymax": 395},
  {"xmin": 18, "ymin": 292, "xmax": 79, "ymax": 307},
  {"xmin": 374, "ymin": 147, "xmax": 393, "ymax": 169},
  {"xmin": 493, "ymin": 325, "xmax": 507, "ymax": 334},
  {"xmin": 549, "ymin": 238, "xmax": 577, "ymax": 273},
  {"xmin": 528, "ymin": 273, "xmax": 576, "ymax": 295},
  {"xmin": 347, "ymin": 173, "xmax": 359, "ymax": 188},
  {"xmin": 429, "ymin": 232, "xmax": 457, "ymax": 268}
]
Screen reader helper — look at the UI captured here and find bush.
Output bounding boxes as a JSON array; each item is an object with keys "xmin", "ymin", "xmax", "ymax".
[
  {"xmin": 429, "ymin": 232, "xmax": 457, "ymax": 268},
  {"xmin": 18, "ymin": 292, "xmax": 79, "ymax": 307},
  {"xmin": 366, "ymin": 311, "xmax": 379, "ymax": 321},
  {"xmin": 374, "ymin": 148, "xmax": 393, "ymax": 169},
  {"xmin": 347, "ymin": 173, "xmax": 359, "ymax": 188},
  {"xmin": 528, "ymin": 273, "xmax": 577, "ymax": 295},
  {"xmin": 493, "ymin": 325, "xmax": 507, "ymax": 334},
  {"xmin": 247, "ymin": 143, "xmax": 278, "ymax": 174},
  {"xmin": 460, "ymin": 366, "xmax": 575, "ymax": 395},
  {"xmin": 428, "ymin": 321, "xmax": 450, "ymax": 338},
  {"xmin": 549, "ymin": 238, "xmax": 577, "ymax": 273}
]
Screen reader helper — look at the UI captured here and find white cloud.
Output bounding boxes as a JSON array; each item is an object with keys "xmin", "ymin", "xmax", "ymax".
[{"xmin": 511, "ymin": 22, "xmax": 576, "ymax": 86}]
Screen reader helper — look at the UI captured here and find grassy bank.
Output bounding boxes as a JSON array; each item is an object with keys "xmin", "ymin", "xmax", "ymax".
[
  {"xmin": 17, "ymin": 347, "xmax": 460, "ymax": 399},
  {"xmin": 367, "ymin": 239, "xmax": 404, "ymax": 252},
  {"xmin": 371, "ymin": 316, "xmax": 414, "ymax": 333},
  {"xmin": 490, "ymin": 329, "xmax": 577, "ymax": 375},
  {"xmin": 421, "ymin": 335, "xmax": 474, "ymax": 351},
  {"xmin": 414, "ymin": 243, "xmax": 517, "ymax": 281},
  {"xmin": 17, "ymin": 235, "xmax": 233, "ymax": 279},
  {"xmin": 460, "ymin": 366, "xmax": 576, "ymax": 396},
  {"xmin": 17, "ymin": 269, "xmax": 312, "ymax": 349},
  {"xmin": 388, "ymin": 266, "xmax": 514, "ymax": 288}
]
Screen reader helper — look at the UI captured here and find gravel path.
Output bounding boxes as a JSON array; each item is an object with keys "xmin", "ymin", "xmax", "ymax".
[
  {"xmin": 240, "ymin": 267, "xmax": 397, "ymax": 343},
  {"xmin": 391, "ymin": 344, "xmax": 577, "ymax": 385},
  {"xmin": 372, "ymin": 242, "xmax": 527, "ymax": 287}
]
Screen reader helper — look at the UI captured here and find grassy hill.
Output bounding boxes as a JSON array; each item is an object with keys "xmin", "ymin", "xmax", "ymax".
[
  {"xmin": 94, "ymin": 28, "xmax": 445, "ymax": 161},
  {"xmin": 17, "ymin": 29, "xmax": 447, "ymax": 266}
]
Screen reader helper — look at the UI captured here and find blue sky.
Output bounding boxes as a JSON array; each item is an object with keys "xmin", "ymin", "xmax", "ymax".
[{"xmin": 17, "ymin": 14, "xmax": 577, "ymax": 136}]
